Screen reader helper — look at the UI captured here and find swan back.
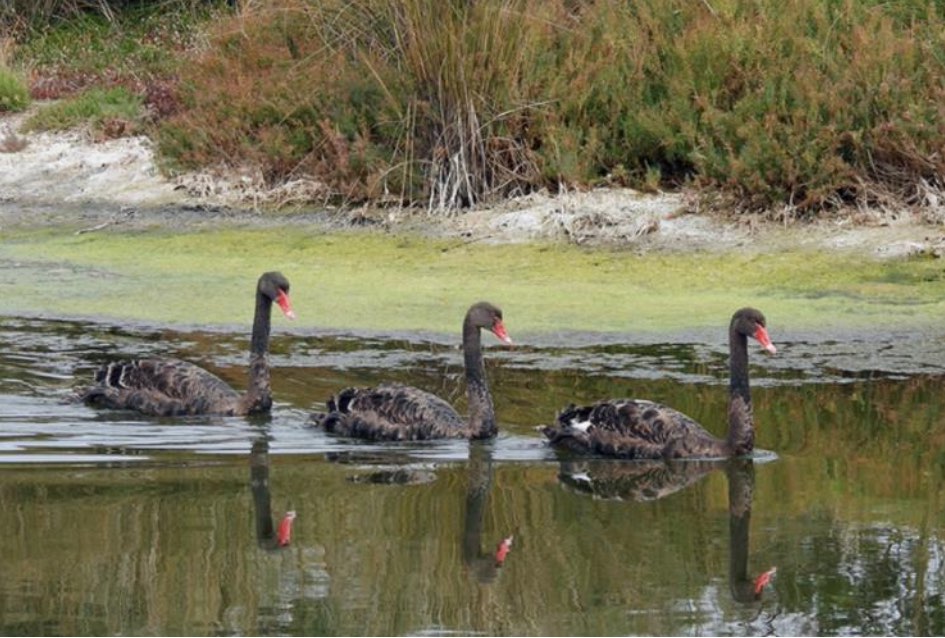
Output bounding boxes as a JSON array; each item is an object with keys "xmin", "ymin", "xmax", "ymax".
[
  {"xmin": 82, "ymin": 358, "xmax": 241, "ymax": 416},
  {"xmin": 313, "ymin": 383, "xmax": 466, "ymax": 440}
]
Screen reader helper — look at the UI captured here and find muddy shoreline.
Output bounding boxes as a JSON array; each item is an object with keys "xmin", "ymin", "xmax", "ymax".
[{"xmin": 3, "ymin": 108, "xmax": 945, "ymax": 257}]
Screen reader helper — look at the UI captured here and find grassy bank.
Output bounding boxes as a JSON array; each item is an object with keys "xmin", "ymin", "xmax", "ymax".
[
  {"xmin": 5, "ymin": 0, "xmax": 945, "ymax": 216},
  {"xmin": 3, "ymin": 227, "xmax": 945, "ymax": 335}
]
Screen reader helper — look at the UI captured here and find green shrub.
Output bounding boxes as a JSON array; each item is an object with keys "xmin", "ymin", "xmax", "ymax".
[
  {"xmin": 0, "ymin": 65, "xmax": 30, "ymax": 112},
  {"xmin": 12, "ymin": 2, "xmax": 229, "ymax": 100}
]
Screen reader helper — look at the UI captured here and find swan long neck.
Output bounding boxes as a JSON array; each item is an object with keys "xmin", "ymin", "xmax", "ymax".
[
  {"xmin": 463, "ymin": 318, "xmax": 496, "ymax": 439},
  {"xmin": 726, "ymin": 326, "xmax": 754, "ymax": 455},
  {"xmin": 244, "ymin": 289, "xmax": 273, "ymax": 413}
]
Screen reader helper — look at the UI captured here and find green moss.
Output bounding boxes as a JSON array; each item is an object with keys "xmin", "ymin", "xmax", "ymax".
[{"xmin": 3, "ymin": 227, "xmax": 945, "ymax": 336}]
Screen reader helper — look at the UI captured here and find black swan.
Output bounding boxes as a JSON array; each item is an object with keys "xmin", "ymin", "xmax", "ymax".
[
  {"xmin": 79, "ymin": 271, "xmax": 295, "ymax": 417},
  {"xmin": 311, "ymin": 301, "xmax": 511, "ymax": 440},
  {"xmin": 542, "ymin": 307, "xmax": 776, "ymax": 459}
]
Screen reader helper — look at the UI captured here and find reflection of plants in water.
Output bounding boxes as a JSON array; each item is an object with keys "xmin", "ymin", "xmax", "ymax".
[
  {"xmin": 769, "ymin": 513, "xmax": 945, "ymax": 636},
  {"xmin": 760, "ymin": 375, "xmax": 945, "ymax": 508},
  {"xmin": 1, "ymin": 444, "xmax": 944, "ymax": 635}
]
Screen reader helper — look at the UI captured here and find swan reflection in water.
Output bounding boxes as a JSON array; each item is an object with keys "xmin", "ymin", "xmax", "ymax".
[
  {"xmin": 557, "ymin": 457, "xmax": 723, "ymax": 502},
  {"xmin": 463, "ymin": 441, "xmax": 514, "ymax": 584},
  {"xmin": 557, "ymin": 457, "xmax": 776, "ymax": 602},
  {"xmin": 248, "ymin": 437, "xmax": 333, "ymax": 630},
  {"xmin": 250, "ymin": 437, "xmax": 297, "ymax": 550},
  {"xmin": 331, "ymin": 442, "xmax": 513, "ymax": 584},
  {"xmin": 726, "ymin": 458, "xmax": 777, "ymax": 603}
]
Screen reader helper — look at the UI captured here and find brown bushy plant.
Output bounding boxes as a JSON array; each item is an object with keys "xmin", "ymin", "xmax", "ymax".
[
  {"xmin": 158, "ymin": 0, "xmax": 550, "ymax": 207},
  {"xmin": 154, "ymin": 0, "xmax": 945, "ymax": 214}
]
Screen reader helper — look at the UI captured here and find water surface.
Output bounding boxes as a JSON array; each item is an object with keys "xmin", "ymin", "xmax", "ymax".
[{"xmin": 1, "ymin": 317, "xmax": 944, "ymax": 635}]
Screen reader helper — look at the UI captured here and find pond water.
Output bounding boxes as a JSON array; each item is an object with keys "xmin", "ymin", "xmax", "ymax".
[{"xmin": 1, "ymin": 316, "xmax": 945, "ymax": 636}]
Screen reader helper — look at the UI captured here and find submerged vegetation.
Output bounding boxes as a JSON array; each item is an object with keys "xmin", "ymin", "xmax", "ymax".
[{"xmin": 5, "ymin": 0, "xmax": 945, "ymax": 216}]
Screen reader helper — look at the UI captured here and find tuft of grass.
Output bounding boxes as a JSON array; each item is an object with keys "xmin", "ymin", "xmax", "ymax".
[
  {"xmin": 23, "ymin": 85, "xmax": 142, "ymax": 136},
  {"xmin": 0, "ymin": 64, "xmax": 30, "ymax": 112}
]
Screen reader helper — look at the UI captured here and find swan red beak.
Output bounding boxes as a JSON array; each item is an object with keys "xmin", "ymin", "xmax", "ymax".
[
  {"xmin": 277, "ymin": 510, "xmax": 296, "ymax": 547},
  {"xmin": 495, "ymin": 535, "xmax": 514, "ymax": 567},
  {"xmin": 753, "ymin": 566, "xmax": 777, "ymax": 596},
  {"xmin": 491, "ymin": 319, "xmax": 512, "ymax": 344},
  {"xmin": 753, "ymin": 325, "xmax": 776, "ymax": 354},
  {"xmin": 276, "ymin": 290, "xmax": 296, "ymax": 320}
]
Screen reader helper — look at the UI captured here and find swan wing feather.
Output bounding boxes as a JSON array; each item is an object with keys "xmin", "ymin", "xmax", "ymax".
[
  {"xmin": 82, "ymin": 358, "xmax": 240, "ymax": 416},
  {"xmin": 544, "ymin": 398, "xmax": 720, "ymax": 459},
  {"xmin": 314, "ymin": 383, "xmax": 465, "ymax": 440}
]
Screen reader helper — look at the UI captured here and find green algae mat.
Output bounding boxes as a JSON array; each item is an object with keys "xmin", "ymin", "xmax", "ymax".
[{"xmin": 4, "ymin": 226, "xmax": 945, "ymax": 335}]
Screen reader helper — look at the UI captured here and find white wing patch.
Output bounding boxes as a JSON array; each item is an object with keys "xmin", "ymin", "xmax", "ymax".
[
  {"xmin": 569, "ymin": 471, "xmax": 592, "ymax": 483},
  {"xmin": 568, "ymin": 418, "xmax": 593, "ymax": 432}
]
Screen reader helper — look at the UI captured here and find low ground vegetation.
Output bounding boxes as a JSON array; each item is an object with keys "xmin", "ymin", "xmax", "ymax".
[{"xmin": 4, "ymin": 0, "xmax": 945, "ymax": 217}]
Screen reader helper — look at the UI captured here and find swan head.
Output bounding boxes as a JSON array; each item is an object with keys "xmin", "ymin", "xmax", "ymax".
[
  {"xmin": 467, "ymin": 301, "xmax": 512, "ymax": 344},
  {"xmin": 732, "ymin": 307, "xmax": 775, "ymax": 354},
  {"xmin": 259, "ymin": 271, "xmax": 296, "ymax": 320}
]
